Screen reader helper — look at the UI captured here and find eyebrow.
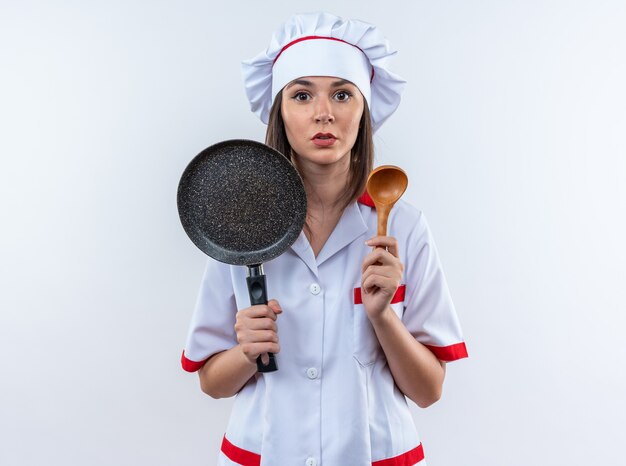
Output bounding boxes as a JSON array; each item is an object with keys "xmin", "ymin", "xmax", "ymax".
[
  {"xmin": 284, "ymin": 78, "xmax": 355, "ymax": 90},
  {"xmin": 331, "ymin": 79, "xmax": 353, "ymax": 88},
  {"xmin": 285, "ymin": 79, "xmax": 313, "ymax": 89}
]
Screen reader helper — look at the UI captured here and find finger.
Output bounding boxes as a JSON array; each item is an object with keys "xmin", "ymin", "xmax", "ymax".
[
  {"xmin": 362, "ymin": 274, "xmax": 398, "ymax": 295},
  {"xmin": 252, "ymin": 329, "xmax": 279, "ymax": 343},
  {"xmin": 365, "ymin": 236, "xmax": 400, "ymax": 257},
  {"xmin": 362, "ymin": 274, "xmax": 383, "ymax": 294},
  {"xmin": 246, "ymin": 318, "xmax": 278, "ymax": 332},
  {"xmin": 242, "ymin": 305, "xmax": 278, "ymax": 320},
  {"xmin": 361, "ymin": 248, "xmax": 389, "ymax": 271},
  {"xmin": 362, "ymin": 266, "xmax": 402, "ymax": 291},
  {"xmin": 234, "ymin": 316, "xmax": 277, "ymax": 335},
  {"xmin": 362, "ymin": 248, "xmax": 400, "ymax": 272},
  {"xmin": 242, "ymin": 342, "xmax": 281, "ymax": 360},
  {"xmin": 361, "ymin": 265, "xmax": 391, "ymax": 284},
  {"xmin": 242, "ymin": 329, "xmax": 279, "ymax": 344},
  {"xmin": 361, "ymin": 265, "xmax": 402, "ymax": 287},
  {"xmin": 268, "ymin": 299, "xmax": 283, "ymax": 315}
]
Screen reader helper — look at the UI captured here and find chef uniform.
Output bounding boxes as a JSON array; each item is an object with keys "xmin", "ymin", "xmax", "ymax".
[{"xmin": 181, "ymin": 13, "xmax": 468, "ymax": 466}]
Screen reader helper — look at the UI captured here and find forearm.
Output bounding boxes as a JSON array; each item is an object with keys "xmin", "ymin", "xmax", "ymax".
[
  {"xmin": 198, "ymin": 345, "xmax": 258, "ymax": 399},
  {"xmin": 370, "ymin": 306, "xmax": 446, "ymax": 408}
]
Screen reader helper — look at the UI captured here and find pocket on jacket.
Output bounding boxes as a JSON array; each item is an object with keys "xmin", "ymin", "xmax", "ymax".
[
  {"xmin": 352, "ymin": 285, "xmax": 407, "ymax": 366},
  {"xmin": 352, "ymin": 301, "xmax": 381, "ymax": 366}
]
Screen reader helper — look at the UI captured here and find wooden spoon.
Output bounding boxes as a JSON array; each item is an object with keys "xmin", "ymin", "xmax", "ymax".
[{"xmin": 366, "ymin": 165, "xmax": 409, "ymax": 237}]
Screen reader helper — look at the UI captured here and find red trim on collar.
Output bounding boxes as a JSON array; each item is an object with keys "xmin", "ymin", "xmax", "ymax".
[
  {"xmin": 273, "ymin": 35, "xmax": 375, "ymax": 82},
  {"xmin": 424, "ymin": 342, "xmax": 469, "ymax": 362},
  {"xmin": 180, "ymin": 350, "xmax": 208, "ymax": 373},
  {"xmin": 357, "ymin": 190, "xmax": 376, "ymax": 208}
]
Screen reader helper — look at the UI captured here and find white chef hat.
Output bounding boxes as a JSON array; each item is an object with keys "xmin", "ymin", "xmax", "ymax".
[{"xmin": 241, "ymin": 12, "xmax": 407, "ymax": 132}]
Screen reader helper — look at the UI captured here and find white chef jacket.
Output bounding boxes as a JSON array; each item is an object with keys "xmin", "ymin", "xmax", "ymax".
[{"xmin": 182, "ymin": 194, "xmax": 468, "ymax": 466}]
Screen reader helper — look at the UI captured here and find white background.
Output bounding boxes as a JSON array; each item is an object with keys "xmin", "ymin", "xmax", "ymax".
[{"xmin": 1, "ymin": 1, "xmax": 625, "ymax": 465}]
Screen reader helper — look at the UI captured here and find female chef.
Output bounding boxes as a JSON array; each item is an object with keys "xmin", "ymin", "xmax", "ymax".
[{"xmin": 181, "ymin": 12, "xmax": 468, "ymax": 466}]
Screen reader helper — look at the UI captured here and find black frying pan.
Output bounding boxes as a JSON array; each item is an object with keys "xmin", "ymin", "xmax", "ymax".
[{"xmin": 177, "ymin": 139, "xmax": 307, "ymax": 372}]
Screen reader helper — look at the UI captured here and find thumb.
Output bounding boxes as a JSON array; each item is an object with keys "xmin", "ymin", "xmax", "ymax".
[{"xmin": 268, "ymin": 299, "xmax": 283, "ymax": 315}]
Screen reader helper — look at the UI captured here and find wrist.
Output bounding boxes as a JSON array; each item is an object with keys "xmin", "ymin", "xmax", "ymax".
[
  {"xmin": 368, "ymin": 305, "xmax": 396, "ymax": 328},
  {"xmin": 236, "ymin": 344, "xmax": 259, "ymax": 367}
]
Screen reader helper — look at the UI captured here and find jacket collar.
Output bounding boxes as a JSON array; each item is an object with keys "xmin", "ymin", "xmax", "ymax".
[{"xmin": 290, "ymin": 201, "xmax": 370, "ymax": 276}]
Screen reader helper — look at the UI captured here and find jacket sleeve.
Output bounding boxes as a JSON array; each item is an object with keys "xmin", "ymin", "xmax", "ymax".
[
  {"xmin": 401, "ymin": 211, "xmax": 468, "ymax": 362},
  {"xmin": 181, "ymin": 258, "xmax": 238, "ymax": 372}
]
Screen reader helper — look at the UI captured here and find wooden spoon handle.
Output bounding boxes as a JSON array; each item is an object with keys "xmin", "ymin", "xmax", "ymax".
[{"xmin": 376, "ymin": 204, "xmax": 391, "ymax": 237}]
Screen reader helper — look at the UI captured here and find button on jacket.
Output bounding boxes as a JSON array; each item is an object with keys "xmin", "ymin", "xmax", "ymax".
[{"xmin": 182, "ymin": 196, "xmax": 468, "ymax": 466}]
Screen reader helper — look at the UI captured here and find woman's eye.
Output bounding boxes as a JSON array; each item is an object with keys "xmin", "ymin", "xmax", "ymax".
[
  {"xmin": 294, "ymin": 92, "xmax": 310, "ymax": 101},
  {"xmin": 334, "ymin": 91, "xmax": 351, "ymax": 102}
]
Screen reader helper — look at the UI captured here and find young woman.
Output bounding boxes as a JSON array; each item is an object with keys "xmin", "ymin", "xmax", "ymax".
[{"xmin": 182, "ymin": 12, "xmax": 468, "ymax": 466}]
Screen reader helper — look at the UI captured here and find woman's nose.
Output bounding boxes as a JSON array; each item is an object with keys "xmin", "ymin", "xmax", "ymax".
[{"xmin": 314, "ymin": 99, "xmax": 335, "ymax": 124}]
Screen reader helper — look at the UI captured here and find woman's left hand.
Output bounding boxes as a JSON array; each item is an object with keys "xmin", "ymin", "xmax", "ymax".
[{"xmin": 361, "ymin": 236, "xmax": 404, "ymax": 322}]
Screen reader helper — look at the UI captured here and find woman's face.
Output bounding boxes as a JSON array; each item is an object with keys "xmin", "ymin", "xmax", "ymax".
[{"xmin": 280, "ymin": 76, "xmax": 364, "ymax": 168}]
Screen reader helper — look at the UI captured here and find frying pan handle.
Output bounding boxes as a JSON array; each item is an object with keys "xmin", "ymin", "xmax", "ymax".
[{"xmin": 246, "ymin": 267, "xmax": 278, "ymax": 373}]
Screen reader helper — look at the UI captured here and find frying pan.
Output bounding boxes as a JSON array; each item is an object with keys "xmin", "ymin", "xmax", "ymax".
[{"xmin": 177, "ymin": 139, "xmax": 307, "ymax": 372}]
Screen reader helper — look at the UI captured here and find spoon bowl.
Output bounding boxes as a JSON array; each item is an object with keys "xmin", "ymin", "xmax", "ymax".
[{"xmin": 366, "ymin": 165, "xmax": 408, "ymax": 237}]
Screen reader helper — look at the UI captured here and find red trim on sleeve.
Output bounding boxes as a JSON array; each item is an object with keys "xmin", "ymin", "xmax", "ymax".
[
  {"xmin": 424, "ymin": 342, "xmax": 469, "ymax": 362},
  {"xmin": 372, "ymin": 443, "xmax": 425, "ymax": 466},
  {"xmin": 357, "ymin": 190, "xmax": 376, "ymax": 207},
  {"xmin": 180, "ymin": 350, "xmax": 208, "ymax": 373},
  {"xmin": 354, "ymin": 284, "xmax": 406, "ymax": 305},
  {"xmin": 221, "ymin": 435, "xmax": 261, "ymax": 466}
]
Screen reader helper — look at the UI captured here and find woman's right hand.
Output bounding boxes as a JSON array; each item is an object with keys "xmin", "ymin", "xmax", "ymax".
[{"xmin": 234, "ymin": 299, "xmax": 282, "ymax": 365}]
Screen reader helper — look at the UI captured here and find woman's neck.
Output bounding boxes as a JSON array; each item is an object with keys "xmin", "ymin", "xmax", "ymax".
[
  {"xmin": 295, "ymin": 155, "xmax": 351, "ymax": 256},
  {"xmin": 297, "ymin": 157, "xmax": 351, "ymax": 214}
]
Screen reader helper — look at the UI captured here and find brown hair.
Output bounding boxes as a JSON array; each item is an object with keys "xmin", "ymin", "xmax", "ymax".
[{"xmin": 265, "ymin": 91, "xmax": 374, "ymax": 214}]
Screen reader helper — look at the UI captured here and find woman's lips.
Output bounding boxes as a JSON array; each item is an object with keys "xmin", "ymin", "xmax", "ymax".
[{"xmin": 312, "ymin": 133, "xmax": 337, "ymax": 147}]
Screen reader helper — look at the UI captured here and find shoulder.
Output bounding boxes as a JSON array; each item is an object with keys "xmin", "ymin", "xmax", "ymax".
[
  {"xmin": 356, "ymin": 195, "xmax": 429, "ymax": 236},
  {"xmin": 390, "ymin": 198, "xmax": 424, "ymax": 223},
  {"xmin": 357, "ymin": 196, "xmax": 431, "ymax": 253},
  {"xmin": 201, "ymin": 255, "xmax": 235, "ymax": 275},
  {"xmin": 386, "ymin": 198, "xmax": 428, "ymax": 240},
  {"xmin": 357, "ymin": 194, "xmax": 424, "ymax": 224},
  {"xmin": 198, "ymin": 256, "xmax": 240, "ymax": 291}
]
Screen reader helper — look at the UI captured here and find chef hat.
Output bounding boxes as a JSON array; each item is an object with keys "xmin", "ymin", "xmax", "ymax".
[{"xmin": 241, "ymin": 12, "xmax": 407, "ymax": 132}]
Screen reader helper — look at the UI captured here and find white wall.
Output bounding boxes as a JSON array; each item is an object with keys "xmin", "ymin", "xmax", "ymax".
[{"xmin": 1, "ymin": 1, "xmax": 624, "ymax": 465}]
